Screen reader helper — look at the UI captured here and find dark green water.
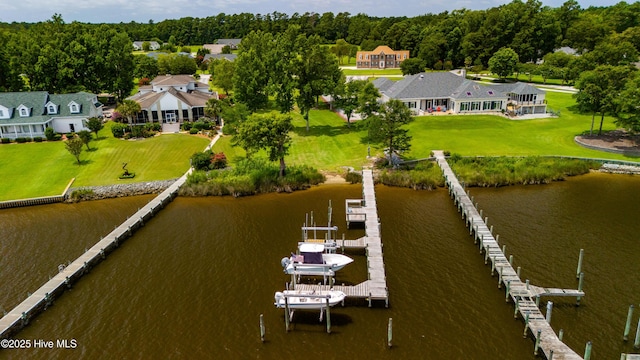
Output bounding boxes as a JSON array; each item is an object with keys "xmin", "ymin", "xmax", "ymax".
[{"xmin": 1, "ymin": 173, "xmax": 639, "ymax": 359}]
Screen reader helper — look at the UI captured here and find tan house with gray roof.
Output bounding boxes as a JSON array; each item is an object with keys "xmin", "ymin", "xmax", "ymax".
[{"xmin": 127, "ymin": 75, "xmax": 217, "ymax": 129}]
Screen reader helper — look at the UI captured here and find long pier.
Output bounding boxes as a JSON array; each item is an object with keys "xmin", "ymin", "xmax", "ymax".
[
  {"xmin": 434, "ymin": 151, "xmax": 584, "ymax": 359},
  {"xmin": 294, "ymin": 169, "xmax": 389, "ymax": 306},
  {"xmin": 0, "ymin": 134, "xmax": 221, "ymax": 340}
]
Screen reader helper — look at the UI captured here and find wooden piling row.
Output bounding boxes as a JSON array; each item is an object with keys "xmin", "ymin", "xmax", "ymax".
[{"xmin": 433, "ymin": 150, "xmax": 584, "ymax": 360}]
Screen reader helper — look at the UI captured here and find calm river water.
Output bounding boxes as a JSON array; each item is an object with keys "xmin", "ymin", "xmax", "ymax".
[{"xmin": 1, "ymin": 172, "xmax": 639, "ymax": 359}]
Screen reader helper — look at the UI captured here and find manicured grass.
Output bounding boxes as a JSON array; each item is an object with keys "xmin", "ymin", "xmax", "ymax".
[
  {"xmin": 404, "ymin": 91, "xmax": 631, "ymax": 160},
  {"xmin": 212, "ymin": 108, "xmax": 370, "ymax": 172},
  {"xmin": 0, "ymin": 123, "xmax": 210, "ymax": 201},
  {"xmin": 3, "ymin": 89, "xmax": 636, "ymax": 201},
  {"xmin": 341, "ymin": 68, "xmax": 403, "ymax": 76}
]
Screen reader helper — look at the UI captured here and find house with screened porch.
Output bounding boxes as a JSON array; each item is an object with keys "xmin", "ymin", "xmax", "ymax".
[{"xmin": 373, "ymin": 72, "xmax": 546, "ymax": 116}]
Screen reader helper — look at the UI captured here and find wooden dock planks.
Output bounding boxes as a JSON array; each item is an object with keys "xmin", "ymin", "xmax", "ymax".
[
  {"xmin": 296, "ymin": 169, "xmax": 388, "ymax": 305},
  {"xmin": 433, "ymin": 151, "xmax": 584, "ymax": 360}
]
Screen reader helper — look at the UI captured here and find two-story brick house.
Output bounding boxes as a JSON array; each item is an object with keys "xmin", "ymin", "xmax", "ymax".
[{"xmin": 356, "ymin": 46, "xmax": 410, "ymax": 69}]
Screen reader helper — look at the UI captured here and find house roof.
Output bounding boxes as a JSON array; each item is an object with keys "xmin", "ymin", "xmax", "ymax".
[
  {"xmin": 151, "ymin": 74, "xmax": 197, "ymax": 87},
  {"xmin": 203, "ymin": 54, "xmax": 237, "ymax": 62},
  {"xmin": 216, "ymin": 39, "xmax": 242, "ymax": 47},
  {"xmin": 450, "ymin": 81, "xmax": 507, "ymax": 100},
  {"xmin": 203, "ymin": 44, "xmax": 225, "ymax": 54},
  {"xmin": 375, "ymin": 72, "xmax": 543, "ymax": 102},
  {"xmin": 378, "ymin": 72, "xmax": 470, "ymax": 99},
  {"xmin": 129, "ymin": 87, "xmax": 213, "ymax": 110},
  {"xmin": 493, "ymin": 82, "xmax": 545, "ymax": 95}
]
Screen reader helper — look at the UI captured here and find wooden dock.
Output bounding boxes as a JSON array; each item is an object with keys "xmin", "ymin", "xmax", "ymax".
[
  {"xmin": 295, "ymin": 169, "xmax": 388, "ymax": 306},
  {"xmin": 434, "ymin": 150, "xmax": 585, "ymax": 360},
  {"xmin": 0, "ymin": 134, "xmax": 221, "ymax": 340}
]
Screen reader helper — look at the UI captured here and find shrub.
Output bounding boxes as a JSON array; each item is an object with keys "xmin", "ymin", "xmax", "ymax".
[
  {"xmin": 191, "ymin": 150, "xmax": 213, "ymax": 171},
  {"xmin": 181, "ymin": 122, "xmax": 193, "ymax": 131},
  {"xmin": 211, "ymin": 152, "xmax": 227, "ymax": 169},
  {"xmin": 130, "ymin": 125, "xmax": 144, "ymax": 138},
  {"xmin": 15, "ymin": 137, "xmax": 28, "ymax": 143},
  {"xmin": 33, "ymin": 137, "xmax": 43, "ymax": 142},
  {"xmin": 192, "ymin": 120, "xmax": 213, "ymax": 131},
  {"xmin": 345, "ymin": 171, "xmax": 362, "ymax": 184},
  {"xmin": 69, "ymin": 188, "xmax": 95, "ymax": 200},
  {"xmin": 111, "ymin": 123, "xmax": 129, "ymax": 138},
  {"xmin": 53, "ymin": 134, "xmax": 63, "ymax": 141},
  {"xmin": 45, "ymin": 127, "xmax": 56, "ymax": 141},
  {"xmin": 189, "ymin": 128, "xmax": 199, "ymax": 134},
  {"xmin": 1, "ymin": 138, "xmax": 11, "ymax": 144},
  {"xmin": 144, "ymin": 122, "xmax": 161, "ymax": 132}
]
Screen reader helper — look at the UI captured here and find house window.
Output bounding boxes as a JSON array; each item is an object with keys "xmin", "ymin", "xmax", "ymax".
[
  {"xmin": 48, "ymin": 105, "xmax": 56, "ymax": 114},
  {"xmin": 460, "ymin": 102, "xmax": 470, "ymax": 111},
  {"xmin": 471, "ymin": 102, "xmax": 481, "ymax": 111},
  {"xmin": 20, "ymin": 108, "xmax": 28, "ymax": 117},
  {"xmin": 0, "ymin": 109, "xmax": 3, "ymax": 117},
  {"xmin": 71, "ymin": 104, "xmax": 78, "ymax": 113}
]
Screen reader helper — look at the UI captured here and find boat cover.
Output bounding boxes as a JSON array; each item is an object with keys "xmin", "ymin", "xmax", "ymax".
[{"xmin": 300, "ymin": 251, "xmax": 323, "ymax": 264}]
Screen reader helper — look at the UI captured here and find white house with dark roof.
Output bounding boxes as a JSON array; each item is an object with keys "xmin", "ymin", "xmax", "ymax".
[
  {"xmin": 373, "ymin": 72, "xmax": 546, "ymax": 116},
  {"xmin": 0, "ymin": 91, "xmax": 103, "ymax": 139},
  {"xmin": 127, "ymin": 74, "xmax": 217, "ymax": 130}
]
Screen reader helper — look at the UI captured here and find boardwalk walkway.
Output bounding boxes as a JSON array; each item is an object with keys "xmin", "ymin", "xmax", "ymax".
[
  {"xmin": 0, "ymin": 133, "xmax": 221, "ymax": 339},
  {"xmin": 434, "ymin": 150, "xmax": 584, "ymax": 360},
  {"xmin": 295, "ymin": 169, "xmax": 388, "ymax": 306}
]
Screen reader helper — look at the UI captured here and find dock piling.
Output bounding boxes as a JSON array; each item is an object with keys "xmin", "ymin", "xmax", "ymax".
[
  {"xmin": 577, "ymin": 272, "xmax": 584, "ymax": 306},
  {"xmin": 325, "ymin": 299, "xmax": 331, "ymax": 334},
  {"xmin": 584, "ymin": 341, "xmax": 592, "ymax": 360},
  {"xmin": 388, "ymin": 318, "xmax": 393, "ymax": 348},
  {"xmin": 624, "ymin": 305, "xmax": 634, "ymax": 341},
  {"xmin": 576, "ymin": 249, "xmax": 584, "ymax": 279},
  {"xmin": 260, "ymin": 314, "xmax": 265, "ymax": 342},
  {"xmin": 559, "ymin": 329, "xmax": 564, "ymax": 342},
  {"xmin": 534, "ymin": 329, "xmax": 541, "ymax": 355},
  {"xmin": 546, "ymin": 301, "xmax": 554, "ymax": 324},
  {"xmin": 523, "ymin": 313, "xmax": 530, "ymax": 338},
  {"xmin": 284, "ymin": 298, "xmax": 290, "ymax": 332},
  {"xmin": 635, "ymin": 318, "xmax": 640, "ymax": 349}
]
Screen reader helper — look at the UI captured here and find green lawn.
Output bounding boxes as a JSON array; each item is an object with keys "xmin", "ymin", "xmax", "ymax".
[
  {"xmin": 341, "ymin": 68, "xmax": 403, "ymax": 76},
  {"xmin": 2, "ymin": 90, "xmax": 636, "ymax": 201},
  {"xmin": 212, "ymin": 108, "xmax": 370, "ymax": 172},
  {"xmin": 0, "ymin": 123, "xmax": 210, "ymax": 201},
  {"xmin": 404, "ymin": 92, "xmax": 630, "ymax": 160}
]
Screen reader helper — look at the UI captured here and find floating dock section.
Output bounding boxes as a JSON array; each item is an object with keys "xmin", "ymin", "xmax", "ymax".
[
  {"xmin": 295, "ymin": 169, "xmax": 388, "ymax": 306},
  {"xmin": 434, "ymin": 150, "xmax": 584, "ymax": 360}
]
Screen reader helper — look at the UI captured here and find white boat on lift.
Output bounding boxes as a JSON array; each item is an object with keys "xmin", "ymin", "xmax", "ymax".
[
  {"xmin": 274, "ymin": 289, "xmax": 346, "ymax": 309},
  {"xmin": 281, "ymin": 243, "xmax": 353, "ymax": 276}
]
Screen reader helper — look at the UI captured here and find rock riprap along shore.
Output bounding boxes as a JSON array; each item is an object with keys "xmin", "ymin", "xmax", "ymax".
[{"xmin": 67, "ymin": 179, "xmax": 177, "ymax": 202}]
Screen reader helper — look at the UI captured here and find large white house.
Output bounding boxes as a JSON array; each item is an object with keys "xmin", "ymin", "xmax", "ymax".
[
  {"xmin": 373, "ymin": 72, "xmax": 547, "ymax": 116},
  {"xmin": 127, "ymin": 75, "xmax": 217, "ymax": 130},
  {"xmin": 0, "ymin": 91, "xmax": 103, "ymax": 139}
]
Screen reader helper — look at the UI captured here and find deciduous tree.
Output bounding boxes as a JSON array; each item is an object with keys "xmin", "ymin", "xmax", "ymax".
[
  {"xmin": 233, "ymin": 113, "xmax": 293, "ymax": 177},
  {"xmin": 86, "ymin": 117, "xmax": 104, "ymax": 139},
  {"xmin": 366, "ymin": 99, "xmax": 414, "ymax": 165},
  {"xmin": 488, "ymin": 47, "xmax": 519, "ymax": 80},
  {"xmin": 65, "ymin": 135, "xmax": 84, "ymax": 164}
]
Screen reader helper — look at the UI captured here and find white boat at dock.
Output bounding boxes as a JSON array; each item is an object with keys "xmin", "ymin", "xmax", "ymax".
[
  {"xmin": 274, "ymin": 290, "xmax": 346, "ymax": 309},
  {"xmin": 281, "ymin": 243, "xmax": 353, "ymax": 276}
]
